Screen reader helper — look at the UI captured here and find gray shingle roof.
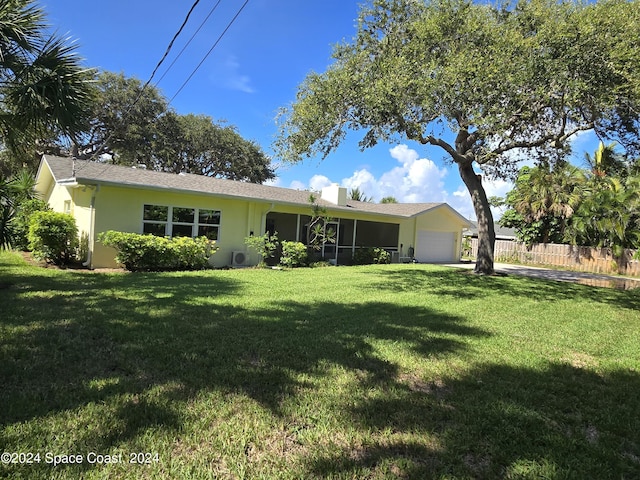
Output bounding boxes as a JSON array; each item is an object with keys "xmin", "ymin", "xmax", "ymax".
[
  {"xmin": 41, "ymin": 155, "xmax": 461, "ymax": 220},
  {"xmin": 463, "ymin": 221, "xmax": 517, "ymax": 240}
]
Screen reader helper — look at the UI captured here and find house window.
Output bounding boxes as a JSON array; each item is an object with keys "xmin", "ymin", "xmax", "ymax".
[
  {"xmin": 197, "ymin": 209, "xmax": 220, "ymax": 240},
  {"xmin": 63, "ymin": 200, "xmax": 71, "ymax": 214},
  {"xmin": 172, "ymin": 207, "xmax": 195, "ymax": 237},
  {"xmin": 142, "ymin": 204, "xmax": 220, "ymax": 240},
  {"xmin": 143, "ymin": 205, "xmax": 169, "ymax": 236}
]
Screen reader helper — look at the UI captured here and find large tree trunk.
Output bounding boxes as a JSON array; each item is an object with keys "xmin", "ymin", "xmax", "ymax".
[{"xmin": 458, "ymin": 160, "xmax": 495, "ymax": 275}]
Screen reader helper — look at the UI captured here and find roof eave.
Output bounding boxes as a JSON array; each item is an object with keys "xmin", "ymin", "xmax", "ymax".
[{"xmin": 73, "ymin": 177, "xmax": 418, "ymax": 219}]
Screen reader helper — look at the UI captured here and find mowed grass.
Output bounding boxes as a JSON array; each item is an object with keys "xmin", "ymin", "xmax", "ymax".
[{"xmin": 1, "ymin": 251, "xmax": 639, "ymax": 479}]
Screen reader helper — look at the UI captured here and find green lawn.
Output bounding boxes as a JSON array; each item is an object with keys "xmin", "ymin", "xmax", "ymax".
[{"xmin": 1, "ymin": 251, "xmax": 639, "ymax": 479}]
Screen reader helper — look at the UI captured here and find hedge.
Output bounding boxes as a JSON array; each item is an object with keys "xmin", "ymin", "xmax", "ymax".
[{"xmin": 99, "ymin": 231, "xmax": 216, "ymax": 271}]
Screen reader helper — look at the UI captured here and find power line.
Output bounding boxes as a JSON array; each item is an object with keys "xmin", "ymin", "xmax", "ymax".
[
  {"xmin": 169, "ymin": 0, "xmax": 250, "ymax": 105},
  {"xmin": 145, "ymin": 0, "xmax": 202, "ymax": 88},
  {"xmin": 154, "ymin": 0, "xmax": 224, "ymax": 88},
  {"xmin": 81, "ymin": 0, "xmax": 202, "ymax": 165}
]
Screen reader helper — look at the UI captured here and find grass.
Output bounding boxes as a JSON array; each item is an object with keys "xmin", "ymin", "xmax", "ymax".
[{"xmin": 0, "ymin": 250, "xmax": 639, "ymax": 479}]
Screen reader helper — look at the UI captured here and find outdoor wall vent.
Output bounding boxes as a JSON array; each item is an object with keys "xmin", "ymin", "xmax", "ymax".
[{"xmin": 231, "ymin": 251, "xmax": 248, "ymax": 266}]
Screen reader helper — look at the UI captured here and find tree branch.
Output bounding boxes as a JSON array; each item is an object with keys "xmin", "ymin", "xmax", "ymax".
[{"xmin": 491, "ymin": 122, "xmax": 594, "ymax": 157}]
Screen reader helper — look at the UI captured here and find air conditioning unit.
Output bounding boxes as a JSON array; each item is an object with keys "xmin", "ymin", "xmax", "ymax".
[{"xmin": 231, "ymin": 250, "xmax": 248, "ymax": 266}]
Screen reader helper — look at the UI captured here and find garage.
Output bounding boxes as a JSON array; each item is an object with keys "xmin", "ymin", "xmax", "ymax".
[{"xmin": 415, "ymin": 230, "xmax": 456, "ymax": 263}]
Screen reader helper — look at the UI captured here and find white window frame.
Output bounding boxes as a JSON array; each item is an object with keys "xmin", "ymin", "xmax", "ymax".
[{"xmin": 142, "ymin": 204, "xmax": 221, "ymax": 240}]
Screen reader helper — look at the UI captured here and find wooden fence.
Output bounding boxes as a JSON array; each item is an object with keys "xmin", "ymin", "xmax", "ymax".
[{"xmin": 469, "ymin": 239, "xmax": 640, "ymax": 277}]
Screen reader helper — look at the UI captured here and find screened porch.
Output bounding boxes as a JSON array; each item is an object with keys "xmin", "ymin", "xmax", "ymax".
[{"xmin": 265, "ymin": 212, "xmax": 400, "ymax": 264}]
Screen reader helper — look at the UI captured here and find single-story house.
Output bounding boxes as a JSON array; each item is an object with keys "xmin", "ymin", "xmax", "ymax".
[
  {"xmin": 463, "ymin": 221, "xmax": 517, "ymax": 241},
  {"xmin": 35, "ymin": 155, "xmax": 472, "ymax": 269}
]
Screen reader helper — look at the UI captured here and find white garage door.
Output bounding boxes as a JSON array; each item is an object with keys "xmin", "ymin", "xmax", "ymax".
[{"xmin": 416, "ymin": 231, "xmax": 456, "ymax": 263}]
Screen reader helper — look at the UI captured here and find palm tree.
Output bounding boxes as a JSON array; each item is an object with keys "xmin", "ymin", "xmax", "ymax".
[
  {"xmin": 512, "ymin": 163, "xmax": 585, "ymax": 243},
  {"xmin": 348, "ymin": 187, "xmax": 372, "ymax": 202},
  {"xmin": 567, "ymin": 174, "xmax": 640, "ymax": 270},
  {"xmin": 0, "ymin": 169, "xmax": 37, "ymax": 249},
  {"xmin": 0, "ymin": 0, "xmax": 95, "ymax": 170},
  {"xmin": 583, "ymin": 142, "xmax": 627, "ymax": 179}
]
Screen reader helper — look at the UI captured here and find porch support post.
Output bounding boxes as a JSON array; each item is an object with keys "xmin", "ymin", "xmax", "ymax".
[
  {"xmin": 296, "ymin": 214, "xmax": 301, "ymax": 242},
  {"xmin": 352, "ymin": 219, "xmax": 358, "ymax": 256}
]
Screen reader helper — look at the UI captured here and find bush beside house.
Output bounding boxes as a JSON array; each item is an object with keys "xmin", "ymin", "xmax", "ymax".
[
  {"xmin": 280, "ymin": 241, "xmax": 308, "ymax": 268},
  {"xmin": 28, "ymin": 211, "xmax": 79, "ymax": 266},
  {"xmin": 99, "ymin": 231, "xmax": 216, "ymax": 271},
  {"xmin": 353, "ymin": 247, "xmax": 391, "ymax": 265},
  {"xmin": 14, "ymin": 199, "xmax": 51, "ymax": 251}
]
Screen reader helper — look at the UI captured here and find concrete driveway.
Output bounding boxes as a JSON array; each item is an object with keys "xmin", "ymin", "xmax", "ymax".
[{"xmin": 444, "ymin": 262, "xmax": 640, "ymax": 290}]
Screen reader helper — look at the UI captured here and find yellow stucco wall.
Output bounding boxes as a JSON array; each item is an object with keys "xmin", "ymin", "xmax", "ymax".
[
  {"xmin": 87, "ymin": 190, "xmax": 468, "ymax": 268},
  {"xmin": 89, "ymin": 185, "xmax": 275, "ymax": 268}
]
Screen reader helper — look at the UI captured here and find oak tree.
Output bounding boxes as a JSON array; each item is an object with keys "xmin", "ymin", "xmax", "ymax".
[
  {"xmin": 77, "ymin": 72, "xmax": 274, "ymax": 183},
  {"xmin": 276, "ymin": 0, "xmax": 640, "ymax": 274}
]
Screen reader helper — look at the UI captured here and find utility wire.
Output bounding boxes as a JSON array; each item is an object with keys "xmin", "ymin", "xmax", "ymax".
[
  {"xmin": 81, "ymin": 0, "xmax": 202, "ymax": 165},
  {"xmin": 144, "ymin": 0, "xmax": 202, "ymax": 88},
  {"xmin": 169, "ymin": 0, "xmax": 250, "ymax": 105},
  {"xmin": 154, "ymin": 0, "xmax": 223, "ymax": 88}
]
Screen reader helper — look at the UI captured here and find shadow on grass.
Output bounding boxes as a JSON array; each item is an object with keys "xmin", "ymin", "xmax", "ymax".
[
  {"xmin": 372, "ymin": 266, "xmax": 640, "ymax": 310},
  {"xmin": 307, "ymin": 362, "xmax": 640, "ymax": 478},
  {"xmin": 0, "ymin": 266, "xmax": 486, "ymax": 477}
]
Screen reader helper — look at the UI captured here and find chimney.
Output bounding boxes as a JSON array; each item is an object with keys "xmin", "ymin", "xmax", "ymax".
[{"xmin": 321, "ymin": 183, "xmax": 347, "ymax": 206}]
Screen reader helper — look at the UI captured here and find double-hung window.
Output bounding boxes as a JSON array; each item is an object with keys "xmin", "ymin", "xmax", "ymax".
[
  {"xmin": 171, "ymin": 207, "xmax": 195, "ymax": 237},
  {"xmin": 197, "ymin": 209, "xmax": 220, "ymax": 240},
  {"xmin": 143, "ymin": 204, "xmax": 220, "ymax": 240},
  {"xmin": 143, "ymin": 205, "xmax": 169, "ymax": 236}
]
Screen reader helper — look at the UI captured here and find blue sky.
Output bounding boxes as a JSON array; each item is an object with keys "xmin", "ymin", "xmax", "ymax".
[{"xmin": 45, "ymin": 0, "xmax": 598, "ymax": 220}]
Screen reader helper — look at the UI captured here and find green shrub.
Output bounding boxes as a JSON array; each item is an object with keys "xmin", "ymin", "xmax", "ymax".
[
  {"xmin": 309, "ymin": 260, "xmax": 332, "ymax": 268},
  {"xmin": 13, "ymin": 199, "xmax": 51, "ymax": 251},
  {"xmin": 244, "ymin": 231, "xmax": 278, "ymax": 267},
  {"xmin": 78, "ymin": 231, "xmax": 90, "ymax": 264},
  {"xmin": 99, "ymin": 231, "xmax": 216, "ymax": 271},
  {"xmin": 28, "ymin": 211, "xmax": 78, "ymax": 265},
  {"xmin": 353, "ymin": 247, "xmax": 391, "ymax": 265},
  {"xmin": 280, "ymin": 241, "xmax": 308, "ymax": 268},
  {"xmin": 353, "ymin": 247, "xmax": 374, "ymax": 265},
  {"xmin": 373, "ymin": 247, "xmax": 391, "ymax": 264}
]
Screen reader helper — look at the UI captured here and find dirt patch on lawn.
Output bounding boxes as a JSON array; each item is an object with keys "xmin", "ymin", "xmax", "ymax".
[{"xmin": 17, "ymin": 251, "xmax": 127, "ymax": 274}]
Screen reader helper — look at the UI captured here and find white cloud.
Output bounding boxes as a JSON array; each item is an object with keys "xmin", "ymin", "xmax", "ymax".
[
  {"xmin": 264, "ymin": 177, "xmax": 280, "ymax": 187},
  {"xmin": 212, "ymin": 55, "xmax": 255, "ymax": 93},
  {"xmin": 287, "ymin": 145, "xmax": 517, "ymax": 222},
  {"xmin": 308, "ymin": 174, "xmax": 332, "ymax": 192},
  {"xmin": 291, "ymin": 144, "xmax": 448, "ymax": 201},
  {"xmin": 289, "ymin": 180, "xmax": 307, "ymax": 191},
  {"xmin": 379, "ymin": 145, "xmax": 449, "ymax": 203}
]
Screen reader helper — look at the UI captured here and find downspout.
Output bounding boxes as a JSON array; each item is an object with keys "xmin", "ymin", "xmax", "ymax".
[
  {"xmin": 261, "ymin": 203, "xmax": 275, "ymax": 234},
  {"xmin": 412, "ymin": 216, "xmax": 418, "ymax": 260},
  {"xmin": 82, "ymin": 185, "xmax": 99, "ymax": 268},
  {"xmin": 352, "ymin": 219, "xmax": 358, "ymax": 257}
]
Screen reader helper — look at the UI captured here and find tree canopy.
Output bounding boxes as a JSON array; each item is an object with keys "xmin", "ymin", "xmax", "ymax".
[
  {"xmin": 276, "ymin": 0, "xmax": 640, "ymax": 274},
  {"xmin": 76, "ymin": 72, "xmax": 275, "ymax": 184}
]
